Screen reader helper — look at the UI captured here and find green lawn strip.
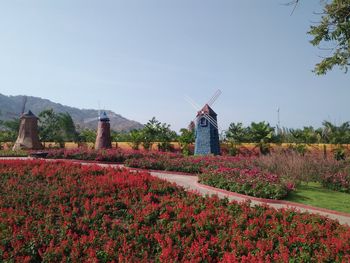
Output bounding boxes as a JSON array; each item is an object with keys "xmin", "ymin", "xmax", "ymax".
[
  {"xmin": 0, "ymin": 150, "xmax": 28, "ymax": 157},
  {"xmin": 286, "ymin": 182, "xmax": 350, "ymax": 214}
]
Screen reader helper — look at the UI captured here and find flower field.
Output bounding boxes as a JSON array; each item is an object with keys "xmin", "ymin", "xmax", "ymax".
[
  {"xmin": 44, "ymin": 149, "xmax": 293, "ymax": 199},
  {"xmin": 42, "ymin": 148, "xmax": 350, "ymax": 199},
  {"xmin": 0, "ymin": 160, "xmax": 350, "ymax": 262}
]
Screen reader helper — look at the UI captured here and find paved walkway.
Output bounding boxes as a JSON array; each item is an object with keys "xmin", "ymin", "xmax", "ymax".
[
  {"xmin": 75, "ymin": 161, "xmax": 350, "ymax": 225},
  {"xmin": 1, "ymin": 157, "xmax": 350, "ymax": 225},
  {"xmin": 146, "ymin": 170, "xmax": 350, "ymax": 226}
]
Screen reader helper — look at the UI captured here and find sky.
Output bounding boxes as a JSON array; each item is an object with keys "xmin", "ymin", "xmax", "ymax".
[{"xmin": 0, "ymin": 0, "xmax": 349, "ymax": 132}]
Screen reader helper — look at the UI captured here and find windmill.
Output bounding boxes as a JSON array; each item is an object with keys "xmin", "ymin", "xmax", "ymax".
[
  {"xmin": 13, "ymin": 96, "xmax": 43, "ymax": 150},
  {"xmin": 82, "ymin": 102, "xmax": 112, "ymax": 150},
  {"xmin": 185, "ymin": 90, "xmax": 221, "ymax": 155},
  {"xmin": 94, "ymin": 111, "xmax": 112, "ymax": 150}
]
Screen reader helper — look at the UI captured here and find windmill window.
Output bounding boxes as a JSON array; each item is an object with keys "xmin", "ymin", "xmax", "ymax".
[{"xmin": 200, "ymin": 117, "xmax": 207, "ymax": 127}]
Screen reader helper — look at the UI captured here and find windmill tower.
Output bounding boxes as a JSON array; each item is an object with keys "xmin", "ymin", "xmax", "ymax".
[
  {"xmin": 13, "ymin": 97, "xmax": 43, "ymax": 150},
  {"xmin": 94, "ymin": 111, "xmax": 112, "ymax": 150},
  {"xmin": 186, "ymin": 90, "xmax": 221, "ymax": 155}
]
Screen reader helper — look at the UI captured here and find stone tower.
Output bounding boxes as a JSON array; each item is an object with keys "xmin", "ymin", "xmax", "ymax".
[
  {"xmin": 95, "ymin": 111, "xmax": 112, "ymax": 150},
  {"xmin": 194, "ymin": 104, "xmax": 220, "ymax": 155},
  {"xmin": 13, "ymin": 110, "xmax": 43, "ymax": 150}
]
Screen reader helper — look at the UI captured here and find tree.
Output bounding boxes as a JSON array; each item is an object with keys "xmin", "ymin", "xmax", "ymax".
[
  {"xmin": 38, "ymin": 109, "xmax": 79, "ymax": 147},
  {"xmin": 178, "ymin": 128, "xmax": 195, "ymax": 155},
  {"xmin": 322, "ymin": 121, "xmax": 350, "ymax": 144},
  {"xmin": 127, "ymin": 130, "xmax": 143, "ymax": 150},
  {"xmin": 225, "ymin": 122, "xmax": 247, "ymax": 155},
  {"xmin": 58, "ymin": 112, "xmax": 79, "ymax": 142},
  {"xmin": 0, "ymin": 118, "xmax": 20, "ymax": 143},
  {"xmin": 250, "ymin": 121, "xmax": 275, "ymax": 154},
  {"xmin": 307, "ymin": 0, "xmax": 350, "ymax": 74},
  {"xmin": 141, "ymin": 117, "xmax": 160, "ymax": 150},
  {"xmin": 78, "ymin": 129, "xmax": 96, "ymax": 143},
  {"xmin": 322, "ymin": 121, "xmax": 350, "ymax": 160},
  {"xmin": 39, "ymin": 109, "xmax": 64, "ymax": 146},
  {"xmin": 111, "ymin": 131, "xmax": 130, "ymax": 142},
  {"xmin": 141, "ymin": 117, "xmax": 176, "ymax": 151},
  {"xmin": 156, "ymin": 123, "xmax": 177, "ymax": 151}
]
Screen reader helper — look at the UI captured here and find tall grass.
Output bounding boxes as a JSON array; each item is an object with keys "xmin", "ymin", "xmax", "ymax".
[{"xmin": 254, "ymin": 151, "xmax": 348, "ymax": 185}]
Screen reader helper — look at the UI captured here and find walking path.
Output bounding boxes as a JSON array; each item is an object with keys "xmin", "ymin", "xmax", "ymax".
[
  {"xmin": 146, "ymin": 170, "xmax": 350, "ymax": 226},
  {"xmin": 1, "ymin": 157, "xmax": 350, "ymax": 225}
]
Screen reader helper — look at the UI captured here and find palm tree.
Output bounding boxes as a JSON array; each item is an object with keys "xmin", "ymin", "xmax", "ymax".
[
  {"xmin": 250, "ymin": 121, "xmax": 275, "ymax": 155},
  {"xmin": 225, "ymin": 122, "xmax": 247, "ymax": 155},
  {"xmin": 322, "ymin": 121, "xmax": 350, "ymax": 160}
]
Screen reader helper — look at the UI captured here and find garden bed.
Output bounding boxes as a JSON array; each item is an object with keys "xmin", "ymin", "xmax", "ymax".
[
  {"xmin": 42, "ymin": 148, "xmax": 350, "ymax": 200},
  {"xmin": 1, "ymin": 160, "xmax": 349, "ymax": 262}
]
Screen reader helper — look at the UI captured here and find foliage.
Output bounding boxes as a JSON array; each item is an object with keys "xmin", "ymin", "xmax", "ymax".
[
  {"xmin": 111, "ymin": 131, "xmax": 130, "ymax": 142},
  {"xmin": 0, "ymin": 150, "xmax": 27, "ymax": 157},
  {"xmin": 38, "ymin": 109, "xmax": 78, "ymax": 146},
  {"xmin": 178, "ymin": 128, "xmax": 195, "ymax": 156},
  {"xmin": 0, "ymin": 160, "xmax": 350, "ymax": 262},
  {"xmin": 225, "ymin": 122, "xmax": 247, "ymax": 156},
  {"xmin": 44, "ymin": 147, "xmax": 350, "ymax": 196},
  {"xmin": 58, "ymin": 112, "xmax": 79, "ymax": 142},
  {"xmin": 45, "ymin": 148, "xmax": 140, "ymax": 163},
  {"xmin": 0, "ymin": 118, "xmax": 20, "ymax": 142},
  {"xmin": 308, "ymin": 0, "xmax": 350, "ymax": 75},
  {"xmin": 199, "ymin": 167, "xmax": 293, "ymax": 199},
  {"xmin": 250, "ymin": 122, "xmax": 275, "ymax": 155},
  {"xmin": 141, "ymin": 117, "xmax": 177, "ymax": 151},
  {"xmin": 126, "ymin": 130, "xmax": 142, "ymax": 150},
  {"xmin": 323, "ymin": 121, "xmax": 350, "ymax": 144},
  {"xmin": 78, "ymin": 129, "xmax": 96, "ymax": 143},
  {"xmin": 321, "ymin": 165, "xmax": 350, "ymax": 193}
]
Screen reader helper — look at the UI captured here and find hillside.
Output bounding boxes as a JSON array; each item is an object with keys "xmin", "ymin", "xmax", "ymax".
[{"xmin": 0, "ymin": 94, "xmax": 143, "ymax": 131}]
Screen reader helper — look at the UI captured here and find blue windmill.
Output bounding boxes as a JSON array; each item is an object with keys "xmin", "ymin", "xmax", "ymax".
[{"xmin": 186, "ymin": 90, "xmax": 222, "ymax": 155}]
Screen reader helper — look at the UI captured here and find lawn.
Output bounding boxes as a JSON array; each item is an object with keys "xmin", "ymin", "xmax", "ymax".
[{"xmin": 286, "ymin": 182, "xmax": 350, "ymax": 214}]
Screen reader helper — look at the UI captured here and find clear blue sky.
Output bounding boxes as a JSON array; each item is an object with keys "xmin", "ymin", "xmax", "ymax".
[{"xmin": 0, "ymin": 0, "xmax": 348, "ymax": 132}]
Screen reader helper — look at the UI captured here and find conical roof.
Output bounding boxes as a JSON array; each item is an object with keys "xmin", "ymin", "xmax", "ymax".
[
  {"xmin": 99, "ymin": 111, "xmax": 110, "ymax": 122},
  {"xmin": 196, "ymin": 104, "xmax": 217, "ymax": 117},
  {"xmin": 21, "ymin": 110, "xmax": 38, "ymax": 119}
]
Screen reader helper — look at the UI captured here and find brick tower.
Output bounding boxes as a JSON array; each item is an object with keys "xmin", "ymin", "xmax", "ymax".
[{"xmin": 95, "ymin": 111, "xmax": 112, "ymax": 150}]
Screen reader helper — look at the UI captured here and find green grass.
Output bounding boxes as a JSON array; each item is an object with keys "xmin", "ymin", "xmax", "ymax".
[
  {"xmin": 286, "ymin": 182, "xmax": 350, "ymax": 214},
  {"xmin": 0, "ymin": 150, "xmax": 28, "ymax": 157}
]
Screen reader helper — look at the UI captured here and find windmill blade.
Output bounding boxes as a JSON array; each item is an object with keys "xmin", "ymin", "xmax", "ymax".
[
  {"xmin": 21, "ymin": 96, "xmax": 27, "ymax": 114},
  {"xmin": 203, "ymin": 114, "xmax": 218, "ymax": 130},
  {"xmin": 83, "ymin": 117, "xmax": 99, "ymax": 124},
  {"xmin": 207, "ymin": 89, "xmax": 222, "ymax": 107},
  {"xmin": 193, "ymin": 112, "xmax": 218, "ymax": 130},
  {"xmin": 185, "ymin": 95, "xmax": 201, "ymax": 111},
  {"xmin": 197, "ymin": 113, "xmax": 218, "ymax": 130},
  {"xmin": 194, "ymin": 113, "xmax": 221, "ymax": 131},
  {"xmin": 202, "ymin": 111, "xmax": 218, "ymax": 126}
]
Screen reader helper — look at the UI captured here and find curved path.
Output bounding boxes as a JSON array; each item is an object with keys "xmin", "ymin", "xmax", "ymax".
[
  {"xmin": 1, "ymin": 157, "xmax": 350, "ymax": 225},
  {"xmin": 69, "ymin": 160, "xmax": 350, "ymax": 225},
  {"xmin": 146, "ymin": 170, "xmax": 350, "ymax": 226}
]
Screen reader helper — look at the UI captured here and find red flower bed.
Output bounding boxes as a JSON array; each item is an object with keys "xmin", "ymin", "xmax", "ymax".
[
  {"xmin": 125, "ymin": 154, "xmax": 294, "ymax": 199},
  {"xmin": 199, "ymin": 167, "xmax": 294, "ymax": 199},
  {"xmin": 321, "ymin": 169, "xmax": 350, "ymax": 193},
  {"xmin": 1, "ymin": 160, "xmax": 350, "ymax": 262},
  {"xmin": 44, "ymin": 149, "xmax": 294, "ymax": 199},
  {"xmin": 45, "ymin": 148, "xmax": 142, "ymax": 163}
]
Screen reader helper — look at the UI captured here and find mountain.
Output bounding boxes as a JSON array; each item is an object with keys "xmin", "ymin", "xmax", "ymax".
[{"xmin": 0, "ymin": 94, "xmax": 144, "ymax": 131}]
